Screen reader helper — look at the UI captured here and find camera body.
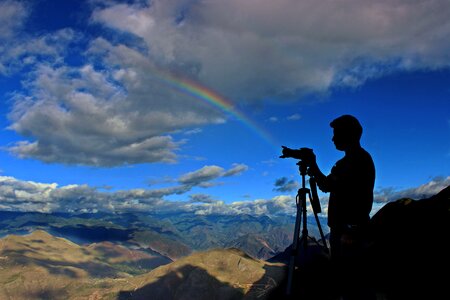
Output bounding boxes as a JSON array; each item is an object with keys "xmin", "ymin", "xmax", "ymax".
[{"xmin": 280, "ymin": 146, "xmax": 315, "ymax": 164}]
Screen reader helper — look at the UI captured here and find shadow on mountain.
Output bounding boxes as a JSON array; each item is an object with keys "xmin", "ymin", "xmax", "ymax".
[
  {"xmin": 117, "ymin": 265, "xmax": 245, "ymax": 300},
  {"xmin": 49, "ymin": 225, "xmax": 133, "ymax": 244},
  {"xmin": 18, "ymin": 287, "xmax": 69, "ymax": 300},
  {"xmin": 3, "ymin": 248, "xmax": 168, "ymax": 278},
  {"xmin": 37, "ymin": 259, "xmax": 120, "ymax": 278},
  {"xmin": 245, "ymin": 263, "xmax": 287, "ymax": 299}
]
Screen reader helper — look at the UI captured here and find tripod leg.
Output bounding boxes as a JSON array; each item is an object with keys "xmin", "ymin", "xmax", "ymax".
[
  {"xmin": 301, "ymin": 191, "xmax": 309, "ymax": 250},
  {"xmin": 314, "ymin": 212, "xmax": 329, "ymax": 253},
  {"xmin": 286, "ymin": 192, "xmax": 303, "ymax": 296},
  {"xmin": 309, "ymin": 179, "xmax": 329, "ymax": 253}
]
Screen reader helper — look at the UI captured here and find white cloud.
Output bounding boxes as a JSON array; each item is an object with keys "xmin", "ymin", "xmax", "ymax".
[
  {"xmin": 0, "ymin": 174, "xmax": 447, "ymax": 216},
  {"xmin": 287, "ymin": 114, "xmax": 302, "ymax": 121},
  {"xmin": 0, "ymin": 27, "xmax": 76, "ymax": 76},
  {"xmin": 4, "ymin": 0, "xmax": 450, "ymax": 166},
  {"xmin": 223, "ymin": 163, "xmax": 249, "ymax": 177},
  {"xmin": 189, "ymin": 194, "xmax": 218, "ymax": 204},
  {"xmin": 183, "ymin": 128, "xmax": 202, "ymax": 135},
  {"xmin": 273, "ymin": 177, "xmax": 299, "ymax": 192},
  {"xmin": 178, "ymin": 165, "xmax": 225, "ymax": 186},
  {"xmin": 0, "ymin": 0, "xmax": 27, "ymax": 39},
  {"xmin": 178, "ymin": 163, "xmax": 248, "ymax": 186},
  {"xmin": 7, "ymin": 36, "xmax": 225, "ymax": 166},
  {"xmin": 92, "ymin": 0, "xmax": 450, "ymax": 99},
  {"xmin": 0, "ymin": 171, "xmax": 292, "ymax": 215},
  {"xmin": 374, "ymin": 176, "xmax": 450, "ymax": 203}
]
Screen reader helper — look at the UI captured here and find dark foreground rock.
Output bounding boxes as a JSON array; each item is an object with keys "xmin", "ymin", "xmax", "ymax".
[
  {"xmin": 367, "ymin": 185, "xmax": 450, "ymax": 300},
  {"xmin": 267, "ymin": 185, "xmax": 450, "ymax": 300}
]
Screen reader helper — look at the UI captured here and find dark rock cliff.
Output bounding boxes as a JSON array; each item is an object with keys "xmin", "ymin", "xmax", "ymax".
[
  {"xmin": 367, "ymin": 185, "xmax": 450, "ymax": 299},
  {"xmin": 268, "ymin": 185, "xmax": 450, "ymax": 300}
]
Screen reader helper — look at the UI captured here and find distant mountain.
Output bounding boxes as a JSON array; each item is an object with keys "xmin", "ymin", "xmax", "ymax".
[
  {"xmin": 0, "ymin": 210, "xmax": 320, "ymax": 260},
  {"xmin": 225, "ymin": 228, "xmax": 292, "ymax": 260}
]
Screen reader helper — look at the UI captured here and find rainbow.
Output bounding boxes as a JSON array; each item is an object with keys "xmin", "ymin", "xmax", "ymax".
[{"xmin": 154, "ymin": 70, "xmax": 278, "ymax": 149}]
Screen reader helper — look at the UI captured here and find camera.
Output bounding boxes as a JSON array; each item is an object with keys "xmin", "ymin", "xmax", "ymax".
[{"xmin": 279, "ymin": 146, "xmax": 315, "ymax": 164}]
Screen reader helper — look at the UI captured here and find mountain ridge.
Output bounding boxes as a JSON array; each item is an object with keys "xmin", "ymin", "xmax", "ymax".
[{"xmin": 0, "ymin": 210, "xmax": 303, "ymax": 261}]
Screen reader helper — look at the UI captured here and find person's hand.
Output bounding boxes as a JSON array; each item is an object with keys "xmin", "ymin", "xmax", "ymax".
[{"xmin": 301, "ymin": 148, "xmax": 316, "ymax": 166}]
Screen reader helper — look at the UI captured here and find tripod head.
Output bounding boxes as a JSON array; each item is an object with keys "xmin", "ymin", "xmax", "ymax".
[
  {"xmin": 295, "ymin": 160, "xmax": 322, "ymax": 215},
  {"xmin": 296, "ymin": 160, "xmax": 308, "ymax": 176}
]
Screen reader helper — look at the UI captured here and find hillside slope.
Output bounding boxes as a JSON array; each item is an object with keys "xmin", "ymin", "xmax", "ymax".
[
  {"xmin": 0, "ymin": 230, "xmax": 171, "ymax": 299},
  {"xmin": 116, "ymin": 248, "xmax": 286, "ymax": 300},
  {"xmin": 0, "ymin": 231, "xmax": 286, "ymax": 299}
]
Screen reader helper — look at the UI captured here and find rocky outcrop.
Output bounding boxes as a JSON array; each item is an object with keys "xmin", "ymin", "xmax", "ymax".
[
  {"xmin": 367, "ymin": 185, "xmax": 450, "ymax": 299},
  {"xmin": 267, "ymin": 185, "xmax": 450, "ymax": 300}
]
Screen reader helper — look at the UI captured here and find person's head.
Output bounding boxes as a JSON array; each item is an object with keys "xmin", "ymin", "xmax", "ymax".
[{"xmin": 330, "ymin": 115, "xmax": 363, "ymax": 151}]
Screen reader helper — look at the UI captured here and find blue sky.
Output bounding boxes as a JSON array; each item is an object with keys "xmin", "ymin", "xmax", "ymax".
[{"xmin": 0, "ymin": 0, "xmax": 448, "ymax": 215}]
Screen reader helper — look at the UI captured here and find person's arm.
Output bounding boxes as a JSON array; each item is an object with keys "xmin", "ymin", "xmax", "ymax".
[
  {"xmin": 300, "ymin": 150, "xmax": 333, "ymax": 193},
  {"xmin": 308, "ymin": 161, "xmax": 330, "ymax": 192}
]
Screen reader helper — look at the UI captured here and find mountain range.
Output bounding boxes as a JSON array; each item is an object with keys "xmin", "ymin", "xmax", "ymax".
[
  {"xmin": 0, "ymin": 186, "xmax": 447, "ymax": 299},
  {"xmin": 0, "ymin": 210, "xmax": 328, "ymax": 261}
]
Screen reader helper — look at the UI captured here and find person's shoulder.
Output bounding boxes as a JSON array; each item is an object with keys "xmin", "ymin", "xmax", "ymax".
[
  {"xmin": 359, "ymin": 147, "xmax": 372, "ymax": 157},
  {"xmin": 354, "ymin": 147, "xmax": 374, "ymax": 162},
  {"xmin": 359, "ymin": 147, "xmax": 375, "ymax": 169}
]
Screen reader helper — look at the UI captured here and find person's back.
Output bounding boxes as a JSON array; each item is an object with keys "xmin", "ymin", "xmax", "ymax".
[{"xmin": 326, "ymin": 145, "xmax": 375, "ymax": 230}]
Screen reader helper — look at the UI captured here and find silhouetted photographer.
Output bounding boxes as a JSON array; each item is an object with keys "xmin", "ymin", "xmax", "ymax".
[{"xmin": 281, "ymin": 115, "xmax": 376, "ymax": 300}]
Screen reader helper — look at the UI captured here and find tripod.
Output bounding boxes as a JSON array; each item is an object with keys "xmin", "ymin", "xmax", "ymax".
[{"xmin": 285, "ymin": 160, "xmax": 329, "ymax": 297}]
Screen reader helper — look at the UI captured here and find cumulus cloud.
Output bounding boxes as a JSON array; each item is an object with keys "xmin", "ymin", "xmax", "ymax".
[
  {"xmin": 274, "ymin": 177, "xmax": 299, "ymax": 192},
  {"xmin": 4, "ymin": 0, "xmax": 450, "ymax": 166},
  {"xmin": 183, "ymin": 128, "xmax": 202, "ymax": 135},
  {"xmin": 268, "ymin": 117, "xmax": 278, "ymax": 123},
  {"xmin": 178, "ymin": 165, "xmax": 224, "ymax": 186},
  {"xmin": 7, "ymin": 55, "xmax": 222, "ymax": 165},
  {"xmin": 0, "ymin": 26, "xmax": 75, "ymax": 76},
  {"xmin": 374, "ymin": 176, "xmax": 450, "ymax": 203},
  {"xmin": 223, "ymin": 163, "xmax": 249, "ymax": 177},
  {"xmin": 287, "ymin": 114, "xmax": 302, "ymax": 121},
  {"xmin": 92, "ymin": 0, "xmax": 450, "ymax": 99},
  {"xmin": 178, "ymin": 164, "xmax": 248, "ymax": 187},
  {"xmin": 0, "ymin": 174, "xmax": 292, "ymax": 215},
  {"xmin": 0, "ymin": 0, "xmax": 27, "ymax": 39},
  {"xmin": 0, "ymin": 174, "xmax": 447, "ymax": 216},
  {"xmin": 188, "ymin": 193, "xmax": 218, "ymax": 204}
]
